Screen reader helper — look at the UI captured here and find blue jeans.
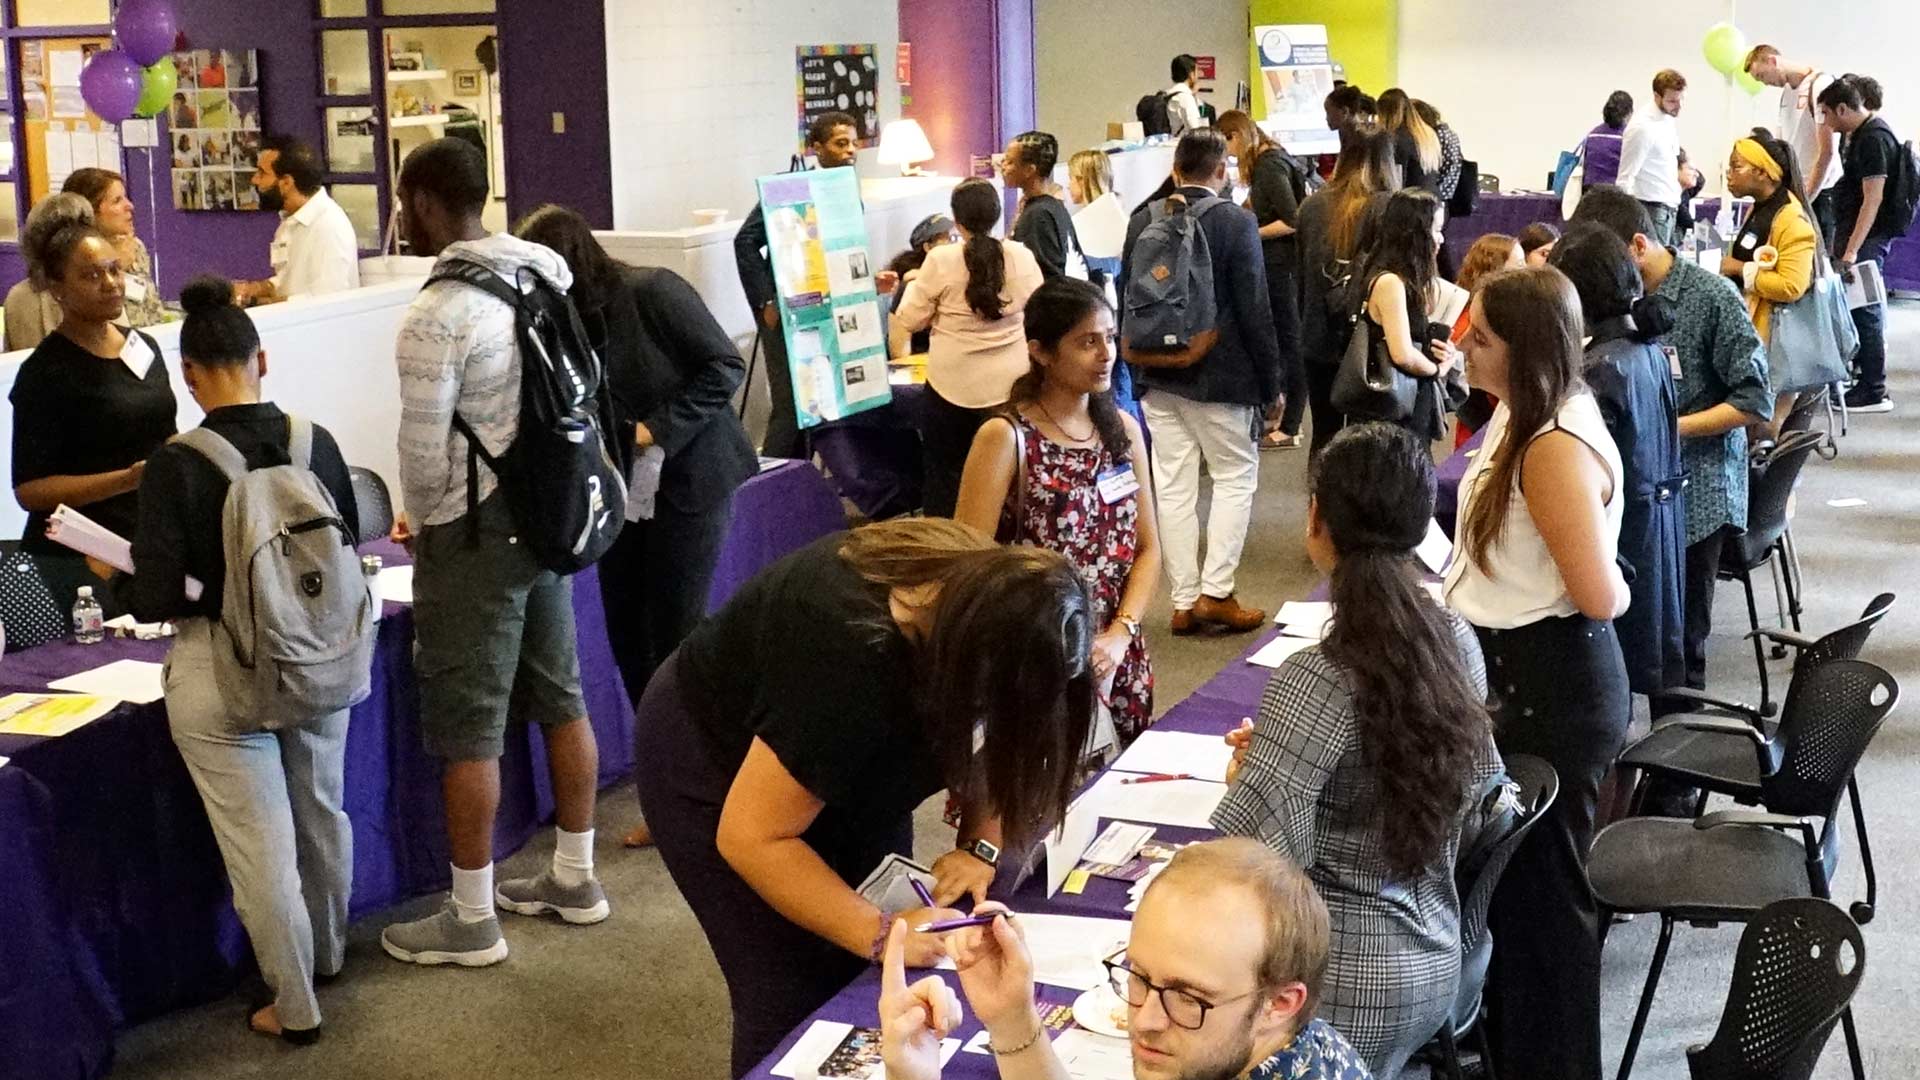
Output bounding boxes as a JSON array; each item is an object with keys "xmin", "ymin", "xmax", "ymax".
[{"xmin": 1848, "ymin": 235, "xmax": 1893, "ymax": 397}]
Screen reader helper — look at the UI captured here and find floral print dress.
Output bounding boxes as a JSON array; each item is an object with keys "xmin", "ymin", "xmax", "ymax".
[{"xmin": 997, "ymin": 413, "xmax": 1153, "ymax": 744}]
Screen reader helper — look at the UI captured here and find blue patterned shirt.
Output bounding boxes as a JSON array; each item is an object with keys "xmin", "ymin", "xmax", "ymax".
[
  {"xmin": 1247, "ymin": 1018, "xmax": 1375, "ymax": 1079},
  {"xmin": 1650, "ymin": 253, "xmax": 1772, "ymax": 544}
]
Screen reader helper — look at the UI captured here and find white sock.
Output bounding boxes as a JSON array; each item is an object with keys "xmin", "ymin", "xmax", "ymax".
[
  {"xmin": 451, "ymin": 863, "xmax": 495, "ymax": 923},
  {"xmin": 552, "ymin": 827, "xmax": 595, "ymax": 888}
]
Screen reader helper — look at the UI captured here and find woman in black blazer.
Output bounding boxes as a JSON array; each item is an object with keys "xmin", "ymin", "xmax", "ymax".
[{"xmin": 516, "ymin": 206, "xmax": 757, "ymax": 743}]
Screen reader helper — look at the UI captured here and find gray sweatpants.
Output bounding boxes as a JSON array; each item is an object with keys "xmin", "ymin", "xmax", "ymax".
[{"xmin": 164, "ymin": 618, "xmax": 352, "ymax": 1032}]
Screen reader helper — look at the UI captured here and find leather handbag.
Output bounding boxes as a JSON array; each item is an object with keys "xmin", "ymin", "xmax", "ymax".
[
  {"xmin": 1768, "ymin": 250, "xmax": 1857, "ymax": 394},
  {"xmin": 1331, "ymin": 275, "xmax": 1419, "ymax": 422}
]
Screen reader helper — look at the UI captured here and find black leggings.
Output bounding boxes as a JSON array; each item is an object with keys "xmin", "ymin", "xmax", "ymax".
[
  {"xmin": 1305, "ymin": 360, "xmax": 1345, "ymax": 460},
  {"xmin": 918, "ymin": 384, "xmax": 991, "ymax": 518}
]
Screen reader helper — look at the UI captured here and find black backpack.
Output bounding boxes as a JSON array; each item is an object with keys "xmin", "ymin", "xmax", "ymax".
[
  {"xmin": 1881, "ymin": 138, "xmax": 1920, "ymax": 238},
  {"xmin": 425, "ymin": 260, "xmax": 627, "ymax": 575},
  {"xmin": 1135, "ymin": 92, "xmax": 1173, "ymax": 137}
]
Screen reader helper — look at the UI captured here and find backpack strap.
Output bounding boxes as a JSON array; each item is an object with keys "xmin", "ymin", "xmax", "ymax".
[
  {"xmin": 286, "ymin": 415, "xmax": 315, "ymax": 469},
  {"xmin": 424, "ymin": 258, "xmax": 524, "ymax": 308},
  {"xmin": 175, "ymin": 427, "xmax": 249, "ymax": 482}
]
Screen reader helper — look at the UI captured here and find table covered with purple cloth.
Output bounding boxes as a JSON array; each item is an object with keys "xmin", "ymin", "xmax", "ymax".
[
  {"xmin": 1435, "ymin": 426, "xmax": 1485, "ymax": 538},
  {"xmin": 1446, "ymin": 192, "xmax": 1563, "ymax": 252},
  {"xmin": 809, "ymin": 382, "xmax": 930, "ymax": 521},
  {"xmin": 0, "ymin": 459, "xmax": 845, "ymax": 1080}
]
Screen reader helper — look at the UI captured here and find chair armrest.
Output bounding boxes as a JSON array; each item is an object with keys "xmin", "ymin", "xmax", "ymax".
[
  {"xmin": 1694, "ymin": 809, "xmax": 1819, "ymax": 851},
  {"xmin": 1675, "ymin": 716, "xmax": 1769, "ymax": 746},
  {"xmin": 1650, "ymin": 686, "xmax": 1763, "ymax": 722},
  {"xmin": 1745, "ymin": 627, "xmax": 1817, "ymax": 651}
]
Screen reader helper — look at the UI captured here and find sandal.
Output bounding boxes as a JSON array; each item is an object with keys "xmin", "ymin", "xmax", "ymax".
[
  {"xmin": 246, "ymin": 1003, "xmax": 322, "ymax": 1046},
  {"xmin": 1259, "ymin": 431, "xmax": 1301, "ymax": 451}
]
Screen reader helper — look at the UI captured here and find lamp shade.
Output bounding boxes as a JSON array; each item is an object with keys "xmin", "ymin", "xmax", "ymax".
[{"xmin": 878, "ymin": 118, "xmax": 935, "ymax": 167}]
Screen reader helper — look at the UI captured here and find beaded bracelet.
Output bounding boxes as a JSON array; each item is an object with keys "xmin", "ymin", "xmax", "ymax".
[
  {"xmin": 988, "ymin": 1016, "xmax": 1045, "ymax": 1057},
  {"xmin": 868, "ymin": 911, "xmax": 898, "ymax": 966}
]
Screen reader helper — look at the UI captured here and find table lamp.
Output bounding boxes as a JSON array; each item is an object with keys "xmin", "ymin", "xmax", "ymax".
[{"xmin": 878, "ymin": 118, "xmax": 935, "ymax": 176}]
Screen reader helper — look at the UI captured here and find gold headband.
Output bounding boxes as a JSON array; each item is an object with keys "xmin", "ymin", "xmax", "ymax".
[{"xmin": 1735, "ymin": 138, "xmax": 1783, "ymax": 182}]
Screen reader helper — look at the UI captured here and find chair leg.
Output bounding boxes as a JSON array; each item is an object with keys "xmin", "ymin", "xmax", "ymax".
[
  {"xmin": 1768, "ymin": 550, "xmax": 1790, "ymax": 632},
  {"xmin": 1737, "ymin": 571, "xmax": 1774, "ymax": 715},
  {"xmin": 1850, "ymin": 778, "xmax": 1878, "ymax": 924},
  {"xmin": 1437, "ymin": 1023, "xmax": 1466, "ymax": 1080},
  {"xmin": 1778, "ymin": 540, "xmax": 1804, "ymax": 633},
  {"xmin": 1476, "ymin": 1020, "xmax": 1500, "ymax": 1080},
  {"xmin": 1841, "ymin": 1006, "xmax": 1866, "ymax": 1080},
  {"xmin": 1615, "ymin": 915, "xmax": 1675, "ymax": 1080}
]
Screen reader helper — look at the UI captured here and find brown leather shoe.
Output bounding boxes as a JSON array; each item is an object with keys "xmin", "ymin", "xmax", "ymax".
[
  {"xmin": 1191, "ymin": 594, "xmax": 1266, "ymax": 633},
  {"xmin": 1169, "ymin": 608, "xmax": 1200, "ymax": 636}
]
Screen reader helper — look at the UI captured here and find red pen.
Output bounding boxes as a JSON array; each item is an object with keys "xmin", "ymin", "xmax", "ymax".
[{"xmin": 1120, "ymin": 772, "xmax": 1197, "ymax": 785}]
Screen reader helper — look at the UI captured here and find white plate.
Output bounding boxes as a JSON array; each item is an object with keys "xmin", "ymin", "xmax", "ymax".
[{"xmin": 1072, "ymin": 985, "xmax": 1130, "ymax": 1039}]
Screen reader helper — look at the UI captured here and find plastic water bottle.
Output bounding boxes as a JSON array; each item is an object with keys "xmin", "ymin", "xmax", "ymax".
[
  {"xmin": 362, "ymin": 555, "xmax": 383, "ymax": 623},
  {"xmin": 72, "ymin": 586, "xmax": 104, "ymax": 645}
]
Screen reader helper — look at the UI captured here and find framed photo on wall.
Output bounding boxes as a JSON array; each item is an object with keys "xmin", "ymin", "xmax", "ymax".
[{"xmin": 169, "ymin": 48, "xmax": 265, "ymax": 212}]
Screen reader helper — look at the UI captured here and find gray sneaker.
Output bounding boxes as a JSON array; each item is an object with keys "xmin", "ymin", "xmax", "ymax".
[
  {"xmin": 380, "ymin": 903, "xmax": 509, "ymax": 967},
  {"xmin": 495, "ymin": 871, "xmax": 611, "ymax": 925}
]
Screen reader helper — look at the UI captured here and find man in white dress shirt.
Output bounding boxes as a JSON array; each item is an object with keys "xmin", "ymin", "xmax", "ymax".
[
  {"xmin": 1165, "ymin": 54, "xmax": 1206, "ymax": 137},
  {"xmin": 1743, "ymin": 44, "xmax": 1843, "ymax": 242},
  {"xmin": 236, "ymin": 137, "xmax": 361, "ymax": 304},
  {"xmin": 1615, "ymin": 69, "xmax": 1687, "ymax": 245}
]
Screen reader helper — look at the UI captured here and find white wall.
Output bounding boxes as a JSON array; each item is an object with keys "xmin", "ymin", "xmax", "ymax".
[
  {"xmin": 1399, "ymin": 0, "xmax": 1920, "ymax": 197},
  {"xmin": 604, "ymin": 0, "xmax": 902, "ymax": 231},
  {"xmin": 1034, "ymin": 0, "xmax": 1248, "ymax": 157}
]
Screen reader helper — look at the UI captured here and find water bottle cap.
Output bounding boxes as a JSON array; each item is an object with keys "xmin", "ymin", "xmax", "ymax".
[{"xmin": 77, "ymin": 586, "xmax": 94, "ymax": 598}]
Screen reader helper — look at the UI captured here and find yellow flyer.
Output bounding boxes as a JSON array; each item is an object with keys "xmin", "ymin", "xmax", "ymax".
[{"xmin": 0, "ymin": 693, "xmax": 117, "ymax": 738}]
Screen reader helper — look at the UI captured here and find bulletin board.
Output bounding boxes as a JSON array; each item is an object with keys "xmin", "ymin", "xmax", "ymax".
[
  {"xmin": 755, "ymin": 165, "xmax": 892, "ymax": 428},
  {"xmin": 21, "ymin": 37, "xmax": 119, "ymax": 203},
  {"xmin": 795, "ymin": 44, "xmax": 879, "ymax": 150},
  {"xmin": 166, "ymin": 48, "xmax": 265, "ymax": 212}
]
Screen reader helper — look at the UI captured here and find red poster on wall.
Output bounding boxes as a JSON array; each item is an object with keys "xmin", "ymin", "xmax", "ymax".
[
  {"xmin": 1194, "ymin": 55, "xmax": 1216, "ymax": 80},
  {"xmin": 896, "ymin": 42, "xmax": 911, "ymax": 85}
]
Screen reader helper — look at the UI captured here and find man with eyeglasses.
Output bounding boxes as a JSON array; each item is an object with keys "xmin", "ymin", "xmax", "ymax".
[{"xmin": 879, "ymin": 838, "xmax": 1371, "ymax": 1080}]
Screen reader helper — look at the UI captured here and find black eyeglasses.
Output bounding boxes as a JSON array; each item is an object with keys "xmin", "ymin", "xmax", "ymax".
[{"xmin": 1102, "ymin": 949, "xmax": 1261, "ymax": 1031}]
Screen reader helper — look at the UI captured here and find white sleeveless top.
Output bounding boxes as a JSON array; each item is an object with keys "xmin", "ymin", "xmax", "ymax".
[{"xmin": 1443, "ymin": 393, "xmax": 1624, "ymax": 630}]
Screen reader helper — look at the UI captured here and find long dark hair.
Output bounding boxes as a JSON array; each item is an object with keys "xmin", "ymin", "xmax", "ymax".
[
  {"xmin": 1549, "ymin": 223, "xmax": 1653, "ymax": 338},
  {"xmin": 1216, "ymin": 109, "xmax": 1280, "ymax": 184},
  {"xmin": 1459, "ymin": 268, "xmax": 1587, "ymax": 571},
  {"xmin": 951, "ymin": 178, "xmax": 1007, "ymax": 320},
  {"xmin": 1367, "ymin": 189, "xmax": 1441, "ymax": 319},
  {"xmin": 1323, "ymin": 122, "xmax": 1397, "ymax": 259},
  {"xmin": 838, "ymin": 519, "xmax": 1094, "ymax": 849},
  {"xmin": 513, "ymin": 203, "xmax": 623, "ymax": 313},
  {"xmin": 1010, "ymin": 278, "xmax": 1130, "ymax": 464},
  {"xmin": 1314, "ymin": 424, "xmax": 1492, "ymax": 878}
]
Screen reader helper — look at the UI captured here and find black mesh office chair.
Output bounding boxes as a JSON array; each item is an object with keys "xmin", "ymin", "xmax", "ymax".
[
  {"xmin": 1421, "ymin": 755, "xmax": 1560, "ymax": 1080},
  {"xmin": 1634, "ymin": 594, "xmax": 1895, "ymax": 923},
  {"xmin": 348, "ymin": 467, "xmax": 395, "ymax": 546},
  {"xmin": 1686, "ymin": 898, "xmax": 1865, "ymax": 1080},
  {"xmin": 1718, "ymin": 430, "xmax": 1826, "ymax": 715},
  {"xmin": 1592, "ymin": 659, "xmax": 1897, "ymax": 1080}
]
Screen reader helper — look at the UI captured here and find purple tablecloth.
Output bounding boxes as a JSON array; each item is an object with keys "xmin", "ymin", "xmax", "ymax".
[
  {"xmin": 810, "ymin": 383, "xmax": 930, "ymax": 521},
  {"xmin": 1446, "ymin": 192, "xmax": 1562, "ymax": 251},
  {"xmin": 0, "ymin": 459, "xmax": 846, "ymax": 1080},
  {"xmin": 1435, "ymin": 427, "xmax": 1485, "ymax": 538},
  {"xmin": 1879, "ymin": 217, "xmax": 1920, "ymax": 293}
]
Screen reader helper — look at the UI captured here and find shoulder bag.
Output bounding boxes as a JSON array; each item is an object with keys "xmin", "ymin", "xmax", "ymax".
[
  {"xmin": 1767, "ymin": 247, "xmax": 1858, "ymax": 394},
  {"xmin": 1331, "ymin": 273, "xmax": 1419, "ymax": 422}
]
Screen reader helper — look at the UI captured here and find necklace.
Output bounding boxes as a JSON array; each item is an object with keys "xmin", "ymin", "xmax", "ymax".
[{"xmin": 1035, "ymin": 400, "xmax": 1096, "ymax": 443}]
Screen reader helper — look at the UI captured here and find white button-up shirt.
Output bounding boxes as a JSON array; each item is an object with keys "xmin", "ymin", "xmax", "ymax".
[
  {"xmin": 1166, "ymin": 83, "xmax": 1205, "ymax": 137},
  {"xmin": 270, "ymin": 187, "xmax": 362, "ymax": 298},
  {"xmin": 1617, "ymin": 111, "xmax": 1683, "ymax": 208}
]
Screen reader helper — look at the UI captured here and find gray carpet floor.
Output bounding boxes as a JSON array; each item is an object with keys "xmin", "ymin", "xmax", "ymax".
[{"xmin": 111, "ymin": 307, "xmax": 1920, "ymax": 1079}]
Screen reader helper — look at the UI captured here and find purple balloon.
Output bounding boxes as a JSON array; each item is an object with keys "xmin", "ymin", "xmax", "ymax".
[
  {"xmin": 115, "ymin": 0, "xmax": 179, "ymax": 68},
  {"xmin": 80, "ymin": 49, "xmax": 144, "ymax": 123}
]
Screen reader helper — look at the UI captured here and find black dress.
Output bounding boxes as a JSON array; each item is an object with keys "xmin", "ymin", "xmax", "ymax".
[{"xmin": 1248, "ymin": 152, "xmax": 1306, "ymax": 435}]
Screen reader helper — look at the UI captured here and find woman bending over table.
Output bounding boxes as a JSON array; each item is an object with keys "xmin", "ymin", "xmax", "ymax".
[
  {"xmin": 1213, "ymin": 422, "xmax": 1503, "ymax": 1079},
  {"xmin": 632, "ymin": 518, "xmax": 1095, "ymax": 1076},
  {"xmin": 955, "ymin": 277, "xmax": 1160, "ymax": 758},
  {"xmin": 123, "ymin": 276, "xmax": 360, "ymax": 1045},
  {"xmin": 1444, "ymin": 267, "xmax": 1630, "ymax": 1080}
]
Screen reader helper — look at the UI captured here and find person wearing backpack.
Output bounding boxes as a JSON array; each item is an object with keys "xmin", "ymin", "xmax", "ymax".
[
  {"xmin": 1119, "ymin": 129, "xmax": 1280, "ymax": 635},
  {"xmin": 1819, "ymin": 74, "xmax": 1908, "ymax": 412},
  {"xmin": 123, "ymin": 275, "xmax": 363, "ymax": 1045},
  {"xmin": 383, "ymin": 138, "xmax": 612, "ymax": 968}
]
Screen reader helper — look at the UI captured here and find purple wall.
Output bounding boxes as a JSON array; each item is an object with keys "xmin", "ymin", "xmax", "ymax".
[
  {"xmin": 3, "ymin": 0, "xmax": 611, "ymax": 302},
  {"xmin": 897, "ymin": 0, "xmax": 1037, "ymax": 178}
]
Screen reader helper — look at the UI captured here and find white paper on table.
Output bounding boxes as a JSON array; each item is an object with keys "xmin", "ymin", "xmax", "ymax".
[
  {"xmin": 1110, "ymin": 729, "xmax": 1233, "ymax": 783},
  {"xmin": 1044, "ymin": 793, "xmax": 1100, "ymax": 896},
  {"xmin": 103, "ymin": 615, "xmax": 173, "ymax": 640},
  {"xmin": 0, "ymin": 755, "xmax": 10, "ymax": 770},
  {"xmin": 771, "ymin": 1019, "xmax": 959, "ymax": 1078},
  {"xmin": 1072, "ymin": 192, "xmax": 1130, "ymax": 260},
  {"xmin": 1416, "ymin": 518, "xmax": 1453, "ymax": 574},
  {"xmin": 1017, "ymin": 913, "xmax": 1132, "ymax": 990},
  {"xmin": 1273, "ymin": 600, "xmax": 1334, "ymax": 639},
  {"xmin": 1082, "ymin": 821, "xmax": 1154, "ymax": 866},
  {"xmin": 49, "ymin": 659, "xmax": 165, "ymax": 705},
  {"xmin": 47, "ymin": 505, "xmax": 203, "ymax": 602},
  {"xmin": 1052, "ymin": 1030, "xmax": 1135, "ymax": 1079},
  {"xmin": 1247, "ymin": 634, "xmax": 1315, "ymax": 669},
  {"xmin": 1085, "ymin": 770, "xmax": 1226, "ymax": 830},
  {"xmin": 376, "ymin": 566, "xmax": 414, "ymax": 604}
]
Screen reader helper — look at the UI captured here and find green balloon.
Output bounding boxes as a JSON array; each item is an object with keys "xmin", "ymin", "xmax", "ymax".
[
  {"xmin": 1735, "ymin": 68, "xmax": 1766, "ymax": 97},
  {"xmin": 1702, "ymin": 21, "xmax": 1748, "ymax": 77},
  {"xmin": 134, "ymin": 57, "xmax": 176, "ymax": 119}
]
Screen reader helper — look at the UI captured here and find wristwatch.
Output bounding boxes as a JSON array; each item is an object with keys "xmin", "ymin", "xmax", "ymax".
[
  {"xmin": 960, "ymin": 838, "xmax": 1001, "ymax": 868},
  {"xmin": 1116, "ymin": 614, "xmax": 1141, "ymax": 639}
]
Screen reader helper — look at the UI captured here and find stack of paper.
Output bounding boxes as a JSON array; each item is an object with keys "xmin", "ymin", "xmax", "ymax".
[
  {"xmin": 104, "ymin": 615, "xmax": 173, "ymax": 640},
  {"xmin": 48, "ymin": 659, "xmax": 165, "ymax": 705},
  {"xmin": 47, "ymin": 504, "xmax": 203, "ymax": 601},
  {"xmin": 376, "ymin": 565, "xmax": 415, "ymax": 605},
  {"xmin": 1248, "ymin": 634, "xmax": 1316, "ymax": 669},
  {"xmin": 1111, "ymin": 730, "xmax": 1234, "ymax": 783},
  {"xmin": 1273, "ymin": 600, "xmax": 1335, "ymax": 639},
  {"xmin": 1018, "ymin": 913, "xmax": 1132, "ymax": 990},
  {"xmin": 0, "ymin": 693, "xmax": 115, "ymax": 737},
  {"xmin": 1085, "ymin": 771, "xmax": 1225, "ymax": 830}
]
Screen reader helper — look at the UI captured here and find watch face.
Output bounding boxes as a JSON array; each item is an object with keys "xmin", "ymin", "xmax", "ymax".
[{"xmin": 973, "ymin": 840, "xmax": 1001, "ymax": 864}]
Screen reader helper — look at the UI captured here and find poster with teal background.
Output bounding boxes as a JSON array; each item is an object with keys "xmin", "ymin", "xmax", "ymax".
[{"xmin": 755, "ymin": 166, "xmax": 892, "ymax": 428}]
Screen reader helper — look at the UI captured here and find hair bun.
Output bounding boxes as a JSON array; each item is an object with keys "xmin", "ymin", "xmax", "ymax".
[{"xmin": 179, "ymin": 274, "xmax": 236, "ymax": 315}]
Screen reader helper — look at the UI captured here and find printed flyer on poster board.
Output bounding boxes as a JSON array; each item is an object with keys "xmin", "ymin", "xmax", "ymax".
[
  {"xmin": 1254, "ymin": 25, "xmax": 1339, "ymax": 155},
  {"xmin": 755, "ymin": 166, "xmax": 892, "ymax": 428}
]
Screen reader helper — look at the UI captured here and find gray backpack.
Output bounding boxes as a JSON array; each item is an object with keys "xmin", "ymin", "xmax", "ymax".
[
  {"xmin": 178, "ymin": 418, "xmax": 374, "ymax": 732},
  {"xmin": 1123, "ymin": 193, "xmax": 1221, "ymax": 365}
]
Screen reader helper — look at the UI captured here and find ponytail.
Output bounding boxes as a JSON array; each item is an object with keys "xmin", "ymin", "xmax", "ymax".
[{"xmin": 951, "ymin": 177, "xmax": 1008, "ymax": 321}]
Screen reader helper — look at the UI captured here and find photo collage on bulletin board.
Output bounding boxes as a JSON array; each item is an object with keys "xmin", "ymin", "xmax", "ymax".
[
  {"xmin": 167, "ymin": 49, "xmax": 264, "ymax": 211},
  {"xmin": 795, "ymin": 44, "xmax": 880, "ymax": 150}
]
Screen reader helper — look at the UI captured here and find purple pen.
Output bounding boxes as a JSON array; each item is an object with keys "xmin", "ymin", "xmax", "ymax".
[
  {"xmin": 910, "ymin": 877, "xmax": 936, "ymax": 908},
  {"xmin": 914, "ymin": 913, "xmax": 1011, "ymax": 934}
]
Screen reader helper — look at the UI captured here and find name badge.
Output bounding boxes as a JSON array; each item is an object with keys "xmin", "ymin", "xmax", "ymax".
[
  {"xmin": 1096, "ymin": 464, "xmax": 1140, "ymax": 505},
  {"xmin": 123, "ymin": 275, "xmax": 149, "ymax": 303},
  {"xmin": 1736, "ymin": 233, "xmax": 1758, "ymax": 252},
  {"xmin": 1663, "ymin": 345, "xmax": 1684, "ymax": 380},
  {"xmin": 121, "ymin": 333, "xmax": 156, "ymax": 380}
]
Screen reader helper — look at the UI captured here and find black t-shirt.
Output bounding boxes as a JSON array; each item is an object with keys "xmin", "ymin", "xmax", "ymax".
[
  {"xmin": 676, "ymin": 534, "xmax": 947, "ymax": 813},
  {"xmin": 9, "ymin": 328, "xmax": 177, "ymax": 556},
  {"xmin": 1248, "ymin": 152, "xmax": 1302, "ymax": 271},
  {"xmin": 1012, "ymin": 193, "xmax": 1080, "ymax": 281},
  {"xmin": 1837, "ymin": 116, "xmax": 1901, "ymax": 239}
]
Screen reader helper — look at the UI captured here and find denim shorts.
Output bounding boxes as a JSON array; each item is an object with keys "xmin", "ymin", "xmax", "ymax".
[{"xmin": 412, "ymin": 494, "xmax": 587, "ymax": 761}]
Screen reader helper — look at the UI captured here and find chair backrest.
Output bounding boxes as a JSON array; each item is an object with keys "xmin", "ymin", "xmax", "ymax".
[
  {"xmin": 1765, "ymin": 659, "xmax": 1899, "ymax": 821},
  {"xmin": 1685, "ymin": 897, "xmax": 1864, "ymax": 1080},
  {"xmin": 0, "ymin": 542, "xmax": 69, "ymax": 652},
  {"xmin": 348, "ymin": 466, "xmax": 395, "ymax": 546},
  {"xmin": 1796, "ymin": 594, "xmax": 1896, "ymax": 674},
  {"xmin": 1456, "ymin": 754, "xmax": 1559, "ymax": 955},
  {"xmin": 1739, "ymin": 431, "xmax": 1825, "ymax": 560}
]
